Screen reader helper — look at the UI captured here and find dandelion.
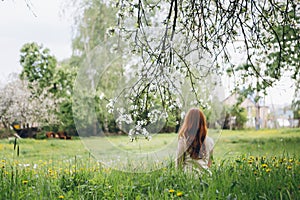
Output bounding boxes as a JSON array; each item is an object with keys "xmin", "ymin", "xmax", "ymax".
[
  {"xmin": 176, "ymin": 191, "xmax": 183, "ymax": 197},
  {"xmin": 58, "ymin": 195, "xmax": 64, "ymax": 199},
  {"xmin": 287, "ymin": 165, "xmax": 292, "ymax": 170},
  {"xmin": 22, "ymin": 180, "xmax": 28, "ymax": 185},
  {"xmin": 169, "ymin": 189, "xmax": 175, "ymax": 193},
  {"xmin": 261, "ymin": 164, "xmax": 268, "ymax": 168}
]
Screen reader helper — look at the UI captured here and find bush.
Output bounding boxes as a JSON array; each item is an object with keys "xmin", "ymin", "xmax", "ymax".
[{"xmin": 0, "ymin": 128, "xmax": 14, "ymax": 139}]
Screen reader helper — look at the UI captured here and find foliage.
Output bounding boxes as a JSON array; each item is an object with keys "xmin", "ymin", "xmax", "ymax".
[
  {"xmin": 108, "ymin": 0, "xmax": 299, "ymax": 101},
  {"xmin": 20, "ymin": 42, "xmax": 57, "ymax": 96},
  {"xmin": 17, "ymin": 42, "xmax": 63, "ymax": 129},
  {"xmin": 0, "ymin": 75, "xmax": 59, "ymax": 129},
  {"xmin": 65, "ymin": 0, "xmax": 300, "ymax": 137},
  {"xmin": 0, "ymin": 43, "xmax": 79, "ymax": 135},
  {"xmin": 53, "ymin": 64, "xmax": 78, "ymax": 135},
  {"xmin": 230, "ymin": 4, "xmax": 300, "ymax": 101},
  {"xmin": 63, "ymin": 0, "xmax": 229, "ymax": 137},
  {"xmin": 68, "ymin": 0, "xmax": 117, "ymax": 66},
  {"xmin": 231, "ymin": 105, "xmax": 248, "ymax": 129},
  {"xmin": 222, "ymin": 105, "xmax": 248, "ymax": 130},
  {"xmin": 18, "ymin": 42, "xmax": 86, "ymax": 135}
]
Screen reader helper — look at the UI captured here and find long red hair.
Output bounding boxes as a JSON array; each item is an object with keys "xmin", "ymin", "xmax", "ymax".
[{"xmin": 178, "ymin": 108, "xmax": 207, "ymax": 159}]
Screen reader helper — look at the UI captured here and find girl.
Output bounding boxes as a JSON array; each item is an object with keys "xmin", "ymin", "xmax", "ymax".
[{"xmin": 176, "ymin": 108, "xmax": 214, "ymax": 174}]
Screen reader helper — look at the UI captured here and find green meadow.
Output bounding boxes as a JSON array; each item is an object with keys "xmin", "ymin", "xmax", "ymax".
[{"xmin": 0, "ymin": 128, "xmax": 299, "ymax": 199}]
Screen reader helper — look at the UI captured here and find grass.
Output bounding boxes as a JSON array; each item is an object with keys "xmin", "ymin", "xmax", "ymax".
[
  {"xmin": 214, "ymin": 128, "xmax": 300, "ymax": 158},
  {"xmin": 0, "ymin": 128, "xmax": 299, "ymax": 199}
]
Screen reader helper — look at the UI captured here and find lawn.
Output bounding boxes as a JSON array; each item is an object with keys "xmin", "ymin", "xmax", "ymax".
[{"xmin": 0, "ymin": 128, "xmax": 299, "ymax": 199}]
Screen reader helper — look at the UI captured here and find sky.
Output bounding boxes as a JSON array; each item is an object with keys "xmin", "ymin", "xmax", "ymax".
[
  {"xmin": 0, "ymin": 0, "xmax": 72, "ymax": 81},
  {"xmin": 0, "ymin": 0, "xmax": 295, "ymax": 107}
]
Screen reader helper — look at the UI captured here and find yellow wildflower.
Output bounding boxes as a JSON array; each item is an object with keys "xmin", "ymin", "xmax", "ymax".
[
  {"xmin": 22, "ymin": 180, "xmax": 28, "ymax": 185},
  {"xmin": 266, "ymin": 168, "xmax": 271, "ymax": 173},
  {"xmin": 287, "ymin": 165, "xmax": 292, "ymax": 170},
  {"xmin": 169, "ymin": 189, "xmax": 175, "ymax": 193},
  {"xmin": 248, "ymin": 160, "xmax": 253, "ymax": 164},
  {"xmin": 58, "ymin": 195, "xmax": 64, "ymax": 199},
  {"xmin": 176, "ymin": 191, "xmax": 183, "ymax": 197},
  {"xmin": 261, "ymin": 164, "xmax": 268, "ymax": 168},
  {"xmin": 249, "ymin": 156, "xmax": 255, "ymax": 160}
]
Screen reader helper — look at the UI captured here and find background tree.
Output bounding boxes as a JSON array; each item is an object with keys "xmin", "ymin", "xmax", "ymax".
[
  {"xmin": 18, "ymin": 42, "xmax": 79, "ymax": 134},
  {"xmin": 20, "ymin": 42, "xmax": 57, "ymax": 96},
  {"xmin": 65, "ymin": 1, "xmax": 128, "ymax": 136},
  {"xmin": 52, "ymin": 63, "xmax": 78, "ymax": 134},
  {"xmin": 0, "ymin": 74, "xmax": 59, "ymax": 131}
]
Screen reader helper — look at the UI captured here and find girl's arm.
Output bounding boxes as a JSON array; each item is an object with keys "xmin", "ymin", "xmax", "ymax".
[{"xmin": 175, "ymin": 138, "xmax": 185, "ymax": 169}]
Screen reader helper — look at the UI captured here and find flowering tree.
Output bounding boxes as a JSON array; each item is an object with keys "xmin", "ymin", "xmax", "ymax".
[
  {"xmin": 67, "ymin": 0, "xmax": 300, "ymax": 138},
  {"xmin": 0, "ymin": 75, "xmax": 59, "ymax": 130}
]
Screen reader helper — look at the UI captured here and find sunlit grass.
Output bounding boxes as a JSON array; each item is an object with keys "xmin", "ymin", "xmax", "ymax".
[
  {"xmin": 0, "ymin": 154, "xmax": 299, "ymax": 199},
  {"xmin": 0, "ymin": 128, "xmax": 299, "ymax": 199}
]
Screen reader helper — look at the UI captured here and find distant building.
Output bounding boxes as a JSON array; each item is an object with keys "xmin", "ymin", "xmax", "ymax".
[
  {"xmin": 223, "ymin": 93, "xmax": 269, "ymax": 129},
  {"xmin": 273, "ymin": 106, "xmax": 295, "ymax": 127}
]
